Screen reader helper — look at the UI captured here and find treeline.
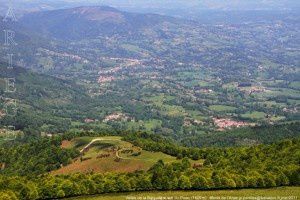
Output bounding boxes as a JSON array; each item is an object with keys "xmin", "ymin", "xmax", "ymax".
[
  {"xmin": 56, "ymin": 122, "xmax": 300, "ymax": 151},
  {"xmin": 123, "ymin": 131, "xmax": 206, "ymax": 160},
  {"xmin": 0, "ymin": 139, "xmax": 299, "ymax": 200},
  {"xmin": 181, "ymin": 122, "xmax": 300, "ymax": 147}
]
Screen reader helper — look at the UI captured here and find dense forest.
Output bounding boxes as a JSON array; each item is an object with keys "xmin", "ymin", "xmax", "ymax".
[{"xmin": 0, "ymin": 138, "xmax": 79, "ymax": 176}]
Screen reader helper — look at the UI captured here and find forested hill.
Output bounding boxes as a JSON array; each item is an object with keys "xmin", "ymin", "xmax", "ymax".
[
  {"xmin": 20, "ymin": 6, "xmax": 179, "ymax": 40},
  {"xmin": 0, "ymin": 135, "xmax": 299, "ymax": 199},
  {"xmin": 0, "ymin": 63, "xmax": 92, "ymax": 134}
]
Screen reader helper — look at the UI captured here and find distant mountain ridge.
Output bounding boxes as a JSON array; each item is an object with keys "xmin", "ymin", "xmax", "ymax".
[{"xmin": 20, "ymin": 6, "xmax": 178, "ymax": 40}]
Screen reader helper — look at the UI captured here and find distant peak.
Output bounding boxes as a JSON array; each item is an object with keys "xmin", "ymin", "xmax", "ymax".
[
  {"xmin": 70, "ymin": 6, "xmax": 120, "ymax": 13},
  {"xmin": 64, "ymin": 6, "xmax": 124, "ymax": 22}
]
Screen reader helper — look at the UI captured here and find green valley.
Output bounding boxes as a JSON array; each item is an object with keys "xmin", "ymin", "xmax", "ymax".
[{"xmin": 0, "ymin": 1, "xmax": 299, "ymax": 200}]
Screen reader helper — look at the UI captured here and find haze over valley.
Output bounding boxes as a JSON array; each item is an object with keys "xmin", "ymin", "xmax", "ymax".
[{"xmin": 0, "ymin": 1, "xmax": 299, "ymax": 199}]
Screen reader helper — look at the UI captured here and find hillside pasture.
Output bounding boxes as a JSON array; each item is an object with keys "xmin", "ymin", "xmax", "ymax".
[{"xmin": 53, "ymin": 136, "xmax": 180, "ymax": 175}]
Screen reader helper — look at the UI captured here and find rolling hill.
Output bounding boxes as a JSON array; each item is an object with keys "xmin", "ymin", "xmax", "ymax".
[{"xmin": 52, "ymin": 136, "xmax": 189, "ymax": 174}]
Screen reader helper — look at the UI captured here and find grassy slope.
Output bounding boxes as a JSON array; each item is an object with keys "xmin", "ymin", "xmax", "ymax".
[
  {"xmin": 53, "ymin": 136, "xmax": 190, "ymax": 174},
  {"xmin": 66, "ymin": 187, "xmax": 300, "ymax": 200}
]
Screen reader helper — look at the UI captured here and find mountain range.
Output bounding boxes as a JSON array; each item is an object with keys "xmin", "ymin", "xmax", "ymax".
[{"xmin": 20, "ymin": 6, "xmax": 177, "ymax": 40}]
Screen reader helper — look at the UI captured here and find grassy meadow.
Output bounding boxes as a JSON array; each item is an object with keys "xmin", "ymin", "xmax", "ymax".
[{"xmin": 53, "ymin": 136, "xmax": 198, "ymax": 175}]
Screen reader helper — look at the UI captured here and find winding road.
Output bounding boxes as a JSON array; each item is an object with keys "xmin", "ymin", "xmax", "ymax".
[
  {"xmin": 80, "ymin": 138, "xmax": 119, "ymax": 153},
  {"xmin": 79, "ymin": 138, "xmax": 175, "ymax": 163},
  {"xmin": 80, "ymin": 138, "xmax": 127, "ymax": 159}
]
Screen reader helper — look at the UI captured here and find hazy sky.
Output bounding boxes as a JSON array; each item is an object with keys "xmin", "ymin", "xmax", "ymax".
[
  {"xmin": 87, "ymin": 0, "xmax": 300, "ymax": 10},
  {"xmin": 0, "ymin": 0, "xmax": 299, "ymax": 16}
]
